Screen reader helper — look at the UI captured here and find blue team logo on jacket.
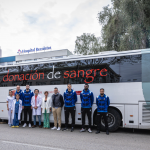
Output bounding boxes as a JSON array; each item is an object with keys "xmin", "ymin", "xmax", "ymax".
[
  {"xmin": 80, "ymin": 89, "xmax": 94, "ymax": 108},
  {"xmin": 96, "ymin": 94, "xmax": 110, "ymax": 113},
  {"xmin": 64, "ymin": 89, "xmax": 77, "ymax": 107}
]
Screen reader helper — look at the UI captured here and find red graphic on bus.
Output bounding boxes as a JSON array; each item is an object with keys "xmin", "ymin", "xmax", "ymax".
[{"xmin": 3, "ymin": 68, "xmax": 107, "ymax": 84}]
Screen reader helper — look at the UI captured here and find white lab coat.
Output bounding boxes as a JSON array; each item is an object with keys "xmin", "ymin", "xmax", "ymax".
[
  {"xmin": 31, "ymin": 95, "xmax": 42, "ymax": 116},
  {"xmin": 11, "ymin": 99, "xmax": 22, "ymax": 120},
  {"xmin": 7, "ymin": 96, "xmax": 15, "ymax": 125},
  {"xmin": 41, "ymin": 97, "xmax": 51, "ymax": 113}
]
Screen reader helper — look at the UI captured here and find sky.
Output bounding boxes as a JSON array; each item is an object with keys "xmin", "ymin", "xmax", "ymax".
[{"xmin": 0, "ymin": 0, "xmax": 111, "ymax": 57}]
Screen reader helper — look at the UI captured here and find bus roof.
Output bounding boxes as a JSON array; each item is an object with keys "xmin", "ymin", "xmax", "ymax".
[{"xmin": 1, "ymin": 48, "xmax": 150, "ymax": 68}]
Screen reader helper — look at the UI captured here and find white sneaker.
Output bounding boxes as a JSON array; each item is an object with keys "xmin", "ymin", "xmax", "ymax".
[
  {"xmin": 51, "ymin": 126, "xmax": 57, "ymax": 130},
  {"xmin": 88, "ymin": 128, "xmax": 92, "ymax": 133},
  {"xmin": 23, "ymin": 123, "xmax": 27, "ymax": 128},
  {"xmin": 57, "ymin": 127, "xmax": 61, "ymax": 131},
  {"xmin": 80, "ymin": 128, "xmax": 86, "ymax": 132},
  {"xmin": 29, "ymin": 123, "xmax": 31, "ymax": 128}
]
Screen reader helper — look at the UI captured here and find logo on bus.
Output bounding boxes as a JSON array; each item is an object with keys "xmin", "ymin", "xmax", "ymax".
[{"xmin": 2, "ymin": 66, "xmax": 107, "ymax": 84}]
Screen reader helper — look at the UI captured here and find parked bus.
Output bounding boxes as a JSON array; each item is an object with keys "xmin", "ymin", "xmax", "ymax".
[{"xmin": 0, "ymin": 49, "xmax": 150, "ymax": 131}]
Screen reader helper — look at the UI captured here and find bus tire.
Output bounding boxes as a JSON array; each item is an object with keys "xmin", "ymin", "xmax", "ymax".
[{"xmin": 94, "ymin": 108, "xmax": 121, "ymax": 132}]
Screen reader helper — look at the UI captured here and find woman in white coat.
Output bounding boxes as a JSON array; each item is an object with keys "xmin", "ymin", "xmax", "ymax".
[
  {"xmin": 41, "ymin": 91, "xmax": 51, "ymax": 129},
  {"xmin": 7, "ymin": 90, "xmax": 15, "ymax": 126},
  {"xmin": 31, "ymin": 89, "xmax": 42, "ymax": 128},
  {"xmin": 11, "ymin": 94, "xmax": 22, "ymax": 128}
]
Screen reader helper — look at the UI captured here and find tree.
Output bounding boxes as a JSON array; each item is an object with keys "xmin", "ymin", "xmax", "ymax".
[
  {"xmin": 75, "ymin": 0, "xmax": 150, "ymax": 54},
  {"xmin": 98, "ymin": 0, "xmax": 150, "ymax": 51},
  {"xmin": 74, "ymin": 33, "xmax": 102, "ymax": 55}
]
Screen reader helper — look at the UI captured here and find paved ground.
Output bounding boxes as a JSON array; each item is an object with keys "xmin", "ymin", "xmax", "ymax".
[{"xmin": 0, "ymin": 124, "xmax": 150, "ymax": 150}]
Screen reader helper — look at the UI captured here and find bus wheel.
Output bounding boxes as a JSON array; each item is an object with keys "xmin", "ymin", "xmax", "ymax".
[{"xmin": 94, "ymin": 108, "xmax": 121, "ymax": 132}]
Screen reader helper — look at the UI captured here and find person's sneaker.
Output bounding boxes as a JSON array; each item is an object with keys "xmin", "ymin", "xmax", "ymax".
[
  {"xmin": 88, "ymin": 128, "xmax": 92, "ymax": 133},
  {"xmin": 29, "ymin": 123, "xmax": 31, "ymax": 128},
  {"xmin": 57, "ymin": 127, "xmax": 61, "ymax": 131},
  {"xmin": 95, "ymin": 130, "xmax": 100, "ymax": 134},
  {"xmin": 62, "ymin": 128, "xmax": 68, "ymax": 131},
  {"xmin": 80, "ymin": 128, "xmax": 86, "ymax": 132},
  {"xmin": 71, "ymin": 127, "xmax": 74, "ymax": 132},
  {"xmin": 23, "ymin": 123, "xmax": 27, "ymax": 128},
  {"xmin": 51, "ymin": 126, "xmax": 57, "ymax": 130},
  {"xmin": 106, "ymin": 130, "xmax": 109, "ymax": 135},
  {"xmin": 16, "ymin": 126, "xmax": 19, "ymax": 128},
  {"xmin": 32, "ymin": 125, "xmax": 36, "ymax": 128},
  {"xmin": 39, "ymin": 125, "xmax": 42, "ymax": 128},
  {"xmin": 11, "ymin": 126, "xmax": 15, "ymax": 128}
]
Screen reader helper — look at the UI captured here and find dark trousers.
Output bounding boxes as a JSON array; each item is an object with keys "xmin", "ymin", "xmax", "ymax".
[
  {"xmin": 81, "ymin": 108, "xmax": 92, "ymax": 129},
  {"xmin": 24, "ymin": 106, "xmax": 32, "ymax": 124},
  {"xmin": 64, "ymin": 107, "xmax": 75, "ymax": 128},
  {"xmin": 97, "ymin": 112, "xmax": 108, "ymax": 131}
]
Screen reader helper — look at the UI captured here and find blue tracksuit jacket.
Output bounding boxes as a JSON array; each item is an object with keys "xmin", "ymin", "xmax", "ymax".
[
  {"xmin": 96, "ymin": 94, "xmax": 110, "ymax": 113},
  {"xmin": 80, "ymin": 89, "xmax": 94, "ymax": 108},
  {"xmin": 64, "ymin": 89, "xmax": 77, "ymax": 107},
  {"xmin": 22, "ymin": 89, "xmax": 34, "ymax": 106},
  {"xmin": 15, "ymin": 89, "xmax": 24, "ymax": 101}
]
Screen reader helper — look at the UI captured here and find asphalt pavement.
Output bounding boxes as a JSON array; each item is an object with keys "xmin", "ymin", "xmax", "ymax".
[{"xmin": 0, "ymin": 123, "xmax": 150, "ymax": 150}]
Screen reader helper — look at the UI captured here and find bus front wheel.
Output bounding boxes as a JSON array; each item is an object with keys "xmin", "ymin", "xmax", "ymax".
[{"xmin": 94, "ymin": 108, "xmax": 121, "ymax": 132}]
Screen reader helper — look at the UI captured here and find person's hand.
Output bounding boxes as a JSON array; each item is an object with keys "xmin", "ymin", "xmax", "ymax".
[
  {"xmin": 11, "ymin": 110, "xmax": 13, "ymax": 113},
  {"xmin": 31, "ymin": 106, "xmax": 32, "ymax": 109},
  {"xmin": 50, "ymin": 107, "xmax": 52, "ymax": 112},
  {"xmin": 7, "ymin": 108, "xmax": 9, "ymax": 111},
  {"xmin": 22, "ymin": 106, "xmax": 24, "ymax": 109}
]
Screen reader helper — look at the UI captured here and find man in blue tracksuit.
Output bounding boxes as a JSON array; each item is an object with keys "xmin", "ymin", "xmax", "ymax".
[
  {"xmin": 22, "ymin": 85, "xmax": 34, "ymax": 128},
  {"xmin": 15, "ymin": 85, "xmax": 24, "ymax": 101},
  {"xmin": 96, "ymin": 88, "xmax": 110, "ymax": 135},
  {"xmin": 80, "ymin": 83, "xmax": 94, "ymax": 133},
  {"xmin": 62, "ymin": 83, "xmax": 77, "ymax": 132},
  {"xmin": 15, "ymin": 85, "xmax": 24, "ymax": 123}
]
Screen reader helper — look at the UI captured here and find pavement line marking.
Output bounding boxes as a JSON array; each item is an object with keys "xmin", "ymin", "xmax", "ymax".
[{"xmin": 2, "ymin": 141, "xmax": 64, "ymax": 150}]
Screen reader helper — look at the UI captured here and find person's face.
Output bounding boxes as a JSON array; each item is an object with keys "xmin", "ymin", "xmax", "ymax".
[
  {"xmin": 100, "ymin": 89, "xmax": 104, "ymax": 95},
  {"xmin": 44, "ymin": 92, "xmax": 48, "ymax": 97},
  {"xmin": 16, "ymin": 86, "xmax": 20, "ymax": 91},
  {"xmin": 26, "ymin": 85, "xmax": 29, "ymax": 90},
  {"xmin": 9, "ymin": 91, "xmax": 12, "ymax": 96},
  {"xmin": 54, "ymin": 89, "xmax": 58, "ymax": 94},
  {"xmin": 67, "ymin": 85, "xmax": 71, "ymax": 90},
  {"xmin": 16, "ymin": 95, "xmax": 19, "ymax": 100},
  {"xmin": 34, "ymin": 90, "xmax": 39, "ymax": 95},
  {"xmin": 84, "ymin": 85, "xmax": 88, "ymax": 90}
]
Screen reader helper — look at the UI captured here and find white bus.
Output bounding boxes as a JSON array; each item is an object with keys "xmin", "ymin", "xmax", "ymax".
[{"xmin": 0, "ymin": 49, "xmax": 150, "ymax": 131}]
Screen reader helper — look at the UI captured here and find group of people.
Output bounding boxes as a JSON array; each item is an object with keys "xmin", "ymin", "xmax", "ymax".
[{"xmin": 7, "ymin": 83, "xmax": 110, "ymax": 135}]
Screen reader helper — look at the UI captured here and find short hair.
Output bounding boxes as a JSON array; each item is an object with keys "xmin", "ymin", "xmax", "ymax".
[
  {"xmin": 34, "ymin": 89, "xmax": 39, "ymax": 92},
  {"xmin": 54, "ymin": 87, "xmax": 58, "ymax": 90},
  {"xmin": 16, "ymin": 94, "xmax": 20, "ymax": 97},
  {"xmin": 26, "ymin": 84, "xmax": 29, "ymax": 86},
  {"xmin": 100, "ymin": 88, "xmax": 104, "ymax": 91},
  {"xmin": 44, "ymin": 91, "xmax": 49, "ymax": 94},
  {"xmin": 85, "ymin": 83, "xmax": 89, "ymax": 86},
  {"xmin": 16, "ymin": 85, "xmax": 20, "ymax": 87},
  {"xmin": 67, "ymin": 83, "xmax": 71, "ymax": 86}
]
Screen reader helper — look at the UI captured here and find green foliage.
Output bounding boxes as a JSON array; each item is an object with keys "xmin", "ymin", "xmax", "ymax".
[
  {"xmin": 75, "ymin": 0, "xmax": 150, "ymax": 55},
  {"xmin": 74, "ymin": 33, "xmax": 102, "ymax": 55},
  {"xmin": 98, "ymin": 0, "xmax": 150, "ymax": 51}
]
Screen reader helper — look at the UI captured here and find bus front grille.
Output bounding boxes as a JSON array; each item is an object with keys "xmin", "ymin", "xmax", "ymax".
[{"xmin": 142, "ymin": 104, "xmax": 150, "ymax": 123}]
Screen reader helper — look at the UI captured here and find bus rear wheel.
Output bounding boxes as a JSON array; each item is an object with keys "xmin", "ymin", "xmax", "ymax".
[{"xmin": 94, "ymin": 108, "xmax": 121, "ymax": 132}]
